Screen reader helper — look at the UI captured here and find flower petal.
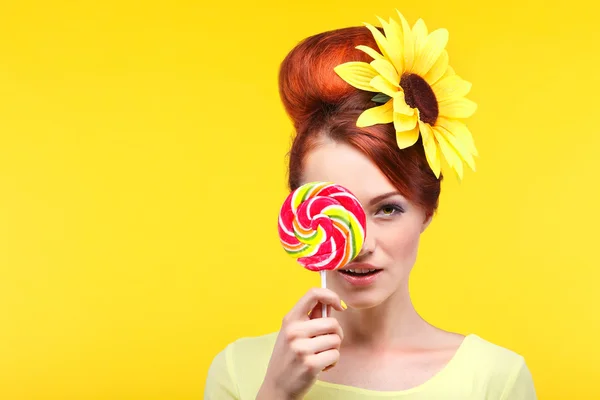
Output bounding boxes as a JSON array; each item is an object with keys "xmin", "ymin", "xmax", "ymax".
[
  {"xmin": 436, "ymin": 125, "xmax": 476, "ymax": 171},
  {"xmin": 371, "ymin": 59, "xmax": 400, "ymax": 87},
  {"xmin": 356, "ymin": 45, "xmax": 384, "ymax": 61},
  {"xmin": 395, "ymin": 9, "xmax": 414, "ymax": 72},
  {"xmin": 393, "ymin": 110, "xmax": 418, "ymax": 133},
  {"xmin": 433, "ymin": 126, "xmax": 464, "ymax": 179},
  {"xmin": 377, "ymin": 17, "xmax": 404, "ymax": 73},
  {"xmin": 411, "ymin": 28, "xmax": 449, "ymax": 76},
  {"xmin": 334, "ymin": 61, "xmax": 379, "ymax": 92},
  {"xmin": 393, "ymin": 91, "xmax": 415, "ymax": 116},
  {"xmin": 364, "ymin": 23, "xmax": 396, "ymax": 66},
  {"xmin": 419, "ymin": 121, "xmax": 441, "ymax": 178},
  {"xmin": 438, "ymin": 97, "xmax": 477, "ymax": 118},
  {"xmin": 412, "ymin": 19, "xmax": 428, "ymax": 57},
  {"xmin": 441, "ymin": 65, "xmax": 456, "ymax": 80},
  {"xmin": 356, "ymin": 99, "xmax": 394, "ymax": 127},
  {"xmin": 423, "ymin": 49, "xmax": 448, "ymax": 85},
  {"xmin": 370, "ymin": 75, "xmax": 399, "ymax": 97},
  {"xmin": 432, "ymin": 75, "xmax": 472, "ymax": 102},
  {"xmin": 396, "ymin": 122, "xmax": 420, "ymax": 149},
  {"xmin": 436, "ymin": 117, "xmax": 478, "ymax": 157}
]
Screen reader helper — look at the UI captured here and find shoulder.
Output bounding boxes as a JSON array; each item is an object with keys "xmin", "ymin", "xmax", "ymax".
[
  {"xmin": 462, "ymin": 334, "xmax": 537, "ymax": 399},
  {"xmin": 226, "ymin": 330, "xmax": 280, "ymax": 362},
  {"xmin": 205, "ymin": 331, "xmax": 279, "ymax": 399},
  {"xmin": 465, "ymin": 333, "xmax": 525, "ymax": 365}
]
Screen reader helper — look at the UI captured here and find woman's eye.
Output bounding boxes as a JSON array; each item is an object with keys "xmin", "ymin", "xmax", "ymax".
[
  {"xmin": 382, "ymin": 206, "xmax": 395, "ymax": 215},
  {"xmin": 377, "ymin": 204, "xmax": 404, "ymax": 216}
]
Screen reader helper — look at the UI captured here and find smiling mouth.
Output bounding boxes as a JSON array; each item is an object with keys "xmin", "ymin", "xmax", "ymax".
[{"xmin": 338, "ymin": 268, "xmax": 382, "ymax": 277}]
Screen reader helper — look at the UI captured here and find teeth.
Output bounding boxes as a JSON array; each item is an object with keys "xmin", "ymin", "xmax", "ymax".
[{"xmin": 346, "ymin": 268, "xmax": 376, "ymax": 274}]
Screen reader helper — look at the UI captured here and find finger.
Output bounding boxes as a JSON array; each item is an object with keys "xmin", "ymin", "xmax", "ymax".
[
  {"xmin": 289, "ymin": 287, "xmax": 344, "ymax": 320},
  {"xmin": 309, "ymin": 303, "xmax": 332, "ymax": 319},
  {"xmin": 291, "ymin": 334, "xmax": 342, "ymax": 355},
  {"xmin": 289, "ymin": 317, "xmax": 344, "ymax": 341},
  {"xmin": 297, "ymin": 288, "xmax": 342, "ymax": 317},
  {"xmin": 304, "ymin": 349, "xmax": 340, "ymax": 374}
]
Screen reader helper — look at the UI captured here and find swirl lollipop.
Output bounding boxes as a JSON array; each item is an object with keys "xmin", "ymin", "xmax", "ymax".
[{"xmin": 278, "ymin": 181, "xmax": 367, "ymax": 316}]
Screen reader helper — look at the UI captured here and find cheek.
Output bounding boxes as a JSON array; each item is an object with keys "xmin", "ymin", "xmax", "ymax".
[{"xmin": 380, "ymin": 221, "xmax": 422, "ymax": 264}]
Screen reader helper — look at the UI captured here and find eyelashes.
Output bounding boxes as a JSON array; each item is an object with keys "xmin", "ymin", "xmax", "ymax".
[{"xmin": 375, "ymin": 202, "xmax": 405, "ymax": 217}]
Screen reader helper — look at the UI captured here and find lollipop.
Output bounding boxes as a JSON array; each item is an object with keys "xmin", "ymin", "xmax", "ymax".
[{"xmin": 278, "ymin": 181, "xmax": 367, "ymax": 316}]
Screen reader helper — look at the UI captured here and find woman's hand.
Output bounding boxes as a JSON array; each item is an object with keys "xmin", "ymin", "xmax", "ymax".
[{"xmin": 257, "ymin": 287, "xmax": 346, "ymax": 400}]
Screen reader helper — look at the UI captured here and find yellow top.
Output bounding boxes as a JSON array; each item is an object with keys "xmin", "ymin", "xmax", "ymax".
[{"xmin": 204, "ymin": 332, "xmax": 537, "ymax": 399}]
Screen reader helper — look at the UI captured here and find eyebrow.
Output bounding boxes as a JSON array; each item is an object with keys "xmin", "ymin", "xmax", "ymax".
[{"xmin": 368, "ymin": 191, "xmax": 403, "ymax": 206}]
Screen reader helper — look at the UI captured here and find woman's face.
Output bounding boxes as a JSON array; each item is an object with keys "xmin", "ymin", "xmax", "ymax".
[{"xmin": 301, "ymin": 139, "xmax": 431, "ymax": 309}]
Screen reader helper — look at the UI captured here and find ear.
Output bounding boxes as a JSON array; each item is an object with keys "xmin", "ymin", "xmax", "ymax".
[{"xmin": 421, "ymin": 213, "xmax": 433, "ymax": 233}]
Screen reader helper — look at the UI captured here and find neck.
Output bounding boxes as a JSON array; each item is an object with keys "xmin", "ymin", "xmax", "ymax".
[{"xmin": 333, "ymin": 282, "xmax": 432, "ymax": 350}]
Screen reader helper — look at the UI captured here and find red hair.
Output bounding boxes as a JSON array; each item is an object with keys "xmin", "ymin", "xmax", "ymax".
[{"xmin": 278, "ymin": 26, "xmax": 441, "ymax": 217}]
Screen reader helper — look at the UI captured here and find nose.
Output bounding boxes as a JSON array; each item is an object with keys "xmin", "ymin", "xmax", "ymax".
[{"xmin": 357, "ymin": 218, "xmax": 375, "ymax": 258}]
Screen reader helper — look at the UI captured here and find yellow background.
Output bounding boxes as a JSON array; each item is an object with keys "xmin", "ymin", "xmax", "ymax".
[{"xmin": 0, "ymin": 0, "xmax": 597, "ymax": 398}]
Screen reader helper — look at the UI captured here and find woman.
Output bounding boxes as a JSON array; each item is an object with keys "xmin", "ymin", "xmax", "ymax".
[{"xmin": 205, "ymin": 10, "xmax": 537, "ymax": 400}]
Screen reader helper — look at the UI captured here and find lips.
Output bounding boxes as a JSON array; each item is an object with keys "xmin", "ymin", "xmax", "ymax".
[{"xmin": 338, "ymin": 263, "xmax": 382, "ymax": 287}]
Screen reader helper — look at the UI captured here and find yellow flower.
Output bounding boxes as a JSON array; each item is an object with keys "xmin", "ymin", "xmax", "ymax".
[{"xmin": 334, "ymin": 10, "xmax": 478, "ymax": 179}]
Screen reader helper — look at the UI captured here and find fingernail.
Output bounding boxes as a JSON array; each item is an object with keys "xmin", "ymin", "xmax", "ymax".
[
  {"xmin": 323, "ymin": 361, "xmax": 336, "ymax": 371},
  {"xmin": 341, "ymin": 300, "xmax": 348, "ymax": 310}
]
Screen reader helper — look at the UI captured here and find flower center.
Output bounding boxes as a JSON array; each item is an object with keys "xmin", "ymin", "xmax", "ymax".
[{"xmin": 399, "ymin": 74, "xmax": 438, "ymax": 125}]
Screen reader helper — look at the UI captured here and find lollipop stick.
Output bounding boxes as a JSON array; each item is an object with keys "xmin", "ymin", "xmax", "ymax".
[{"xmin": 320, "ymin": 270, "xmax": 327, "ymax": 318}]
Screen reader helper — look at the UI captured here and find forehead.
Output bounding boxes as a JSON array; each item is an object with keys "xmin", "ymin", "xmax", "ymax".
[{"xmin": 301, "ymin": 140, "xmax": 398, "ymax": 202}]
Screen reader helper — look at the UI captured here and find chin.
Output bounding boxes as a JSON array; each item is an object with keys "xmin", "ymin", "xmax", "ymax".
[{"xmin": 338, "ymin": 287, "xmax": 391, "ymax": 310}]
